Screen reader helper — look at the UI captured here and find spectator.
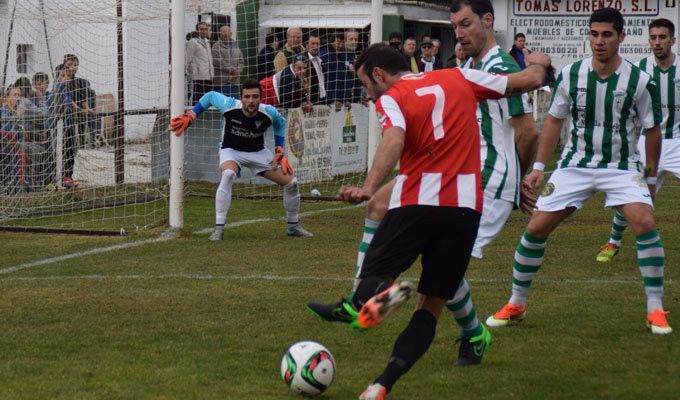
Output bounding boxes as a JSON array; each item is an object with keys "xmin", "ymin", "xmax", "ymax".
[
  {"xmin": 273, "ymin": 27, "xmax": 305, "ymax": 72},
  {"xmin": 212, "ymin": 25, "xmax": 244, "ymax": 98},
  {"xmin": 30, "ymin": 72, "xmax": 50, "ymax": 113},
  {"xmin": 26, "ymin": 72, "xmax": 53, "ymax": 187},
  {"xmin": 402, "ymin": 37, "xmax": 419, "ymax": 73},
  {"xmin": 344, "ymin": 28, "xmax": 363, "ymax": 103},
  {"xmin": 322, "ymin": 32, "xmax": 350, "ymax": 111},
  {"xmin": 64, "ymin": 54, "xmax": 96, "ymax": 148},
  {"xmin": 260, "ymin": 55, "xmax": 312, "ymax": 112},
  {"xmin": 305, "ymin": 33, "xmax": 326, "ymax": 105},
  {"xmin": 46, "ymin": 64, "xmax": 78, "ymax": 189},
  {"xmin": 417, "ymin": 39, "xmax": 442, "ymax": 72},
  {"xmin": 257, "ymin": 32, "xmax": 279, "ymax": 81},
  {"xmin": 432, "ymin": 38, "xmax": 441, "ymax": 59},
  {"xmin": 0, "ymin": 86, "xmax": 25, "ymax": 133},
  {"xmin": 509, "ymin": 32, "xmax": 527, "ymax": 69},
  {"xmin": 186, "ymin": 22, "xmax": 214, "ymax": 103},
  {"xmin": 186, "ymin": 31, "xmax": 199, "ymax": 41},
  {"xmin": 14, "ymin": 76, "xmax": 33, "ymax": 99},
  {"xmin": 414, "ymin": 33, "xmax": 432, "ymax": 60},
  {"xmin": 388, "ymin": 31, "xmax": 402, "ymax": 51},
  {"xmin": 446, "ymin": 42, "xmax": 467, "ymax": 68}
]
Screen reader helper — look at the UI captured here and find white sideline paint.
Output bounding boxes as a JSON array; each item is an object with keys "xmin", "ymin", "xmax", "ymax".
[
  {"xmin": 193, "ymin": 204, "xmax": 361, "ymax": 235},
  {"xmin": 0, "ymin": 274, "xmax": 672, "ymax": 285},
  {"xmin": 1, "ymin": 204, "xmax": 362, "ymax": 275}
]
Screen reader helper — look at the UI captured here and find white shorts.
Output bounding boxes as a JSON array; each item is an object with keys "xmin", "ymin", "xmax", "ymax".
[
  {"xmin": 471, "ymin": 196, "xmax": 514, "ymax": 259},
  {"xmin": 639, "ymin": 135, "xmax": 680, "ymax": 190},
  {"xmin": 218, "ymin": 147, "xmax": 275, "ymax": 176},
  {"xmin": 536, "ymin": 167, "xmax": 653, "ymax": 211}
]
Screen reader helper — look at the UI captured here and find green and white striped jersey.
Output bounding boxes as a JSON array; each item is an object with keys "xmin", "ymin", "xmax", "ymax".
[
  {"xmin": 461, "ymin": 45, "xmax": 532, "ymax": 205},
  {"xmin": 550, "ymin": 57, "xmax": 662, "ymax": 171},
  {"xmin": 638, "ymin": 55, "xmax": 680, "ymax": 139}
]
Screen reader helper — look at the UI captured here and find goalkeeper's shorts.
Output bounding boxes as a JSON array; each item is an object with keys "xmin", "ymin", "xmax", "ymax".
[{"xmin": 218, "ymin": 147, "xmax": 274, "ymax": 177}]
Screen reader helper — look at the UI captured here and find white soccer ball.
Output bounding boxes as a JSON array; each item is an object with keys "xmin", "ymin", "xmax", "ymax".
[
  {"xmin": 281, "ymin": 341, "xmax": 336, "ymax": 397},
  {"xmin": 310, "ymin": 188, "xmax": 321, "ymax": 198}
]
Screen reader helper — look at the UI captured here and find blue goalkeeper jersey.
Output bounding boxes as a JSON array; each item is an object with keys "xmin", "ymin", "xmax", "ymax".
[{"xmin": 194, "ymin": 91, "xmax": 286, "ymax": 152}]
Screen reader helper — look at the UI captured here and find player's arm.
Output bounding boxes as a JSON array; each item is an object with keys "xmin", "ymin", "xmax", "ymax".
[
  {"xmin": 526, "ymin": 115, "xmax": 564, "ymax": 191},
  {"xmin": 267, "ymin": 105, "xmax": 294, "ymax": 175},
  {"xmin": 638, "ymin": 74, "xmax": 663, "ymax": 197},
  {"xmin": 509, "ymin": 112, "xmax": 539, "ymax": 213},
  {"xmin": 170, "ymin": 91, "xmax": 235, "ymax": 136},
  {"xmin": 338, "ymin": 126, "xmax": 404, "ymax": 203}
]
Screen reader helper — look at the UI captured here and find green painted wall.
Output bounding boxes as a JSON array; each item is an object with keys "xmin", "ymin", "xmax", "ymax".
[
  {"xmin": 382, "ymin": 15, "xmax": 404, "ymax": 41},
  {"xmin": 236, "ymin": 0, "xmax": 259, "ymax": 81}
]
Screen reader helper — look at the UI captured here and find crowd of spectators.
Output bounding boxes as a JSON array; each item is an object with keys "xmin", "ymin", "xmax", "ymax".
[
  {"xmin": 1, "ymin": 53, "xmax": 97, "ymax": 192},
  {"xmin": 185, "ymin": 25, "xmax": 450, "ymax": 112}
]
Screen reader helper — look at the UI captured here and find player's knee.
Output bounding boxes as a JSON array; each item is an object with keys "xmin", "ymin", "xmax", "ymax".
[
  {"xmin": 366, "ymin": 196, "xmax": 388, "ymax": 221},
  {"xmin": 283, "ymin": 176, "xmax": 298, "ymax": 191},
  {"xmin": 630, "ymin": 215, "xmax": 656, "ymax": 235}
]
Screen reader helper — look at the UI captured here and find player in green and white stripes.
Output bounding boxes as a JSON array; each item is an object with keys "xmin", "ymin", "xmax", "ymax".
[
  {"xmin": 598, "ymin": 18, "xmax": 680, "ymax": 264},
  {"xmin": 487, "ymin": 8, "xmax": 672, "ymax": 335}
]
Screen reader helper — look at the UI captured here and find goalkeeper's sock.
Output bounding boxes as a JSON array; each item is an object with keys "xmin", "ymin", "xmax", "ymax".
[
  {"xmin": 215, "ymin": 169, "xmax": 236, "ymax": 226},
  {"xmin": 353, "ymin": 218, "xmax": 380, "ymax": 292},
  {"xmin": 445, "ymin": 278, "xmax": 482, "ymax": 338},
  {"xmin": 283, "ymin": 177, "xmax": 300, "ymax": 225},
  {"xmin": 608, "ymin": 210, "xmax": 628, "ymax": 247}
]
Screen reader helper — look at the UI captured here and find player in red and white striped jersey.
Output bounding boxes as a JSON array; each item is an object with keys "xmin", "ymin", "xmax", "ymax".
[{"xmin": 321, "ymin": 43, "xmax": 550, "ymax": 400}]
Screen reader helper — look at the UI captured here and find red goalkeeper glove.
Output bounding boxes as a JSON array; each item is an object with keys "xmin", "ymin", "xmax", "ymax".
[
  {"xmin": 170, "ymin": 110, "xmax": 196, "ymax": 137},
  {"xmin": 274, "ymin": 146, "xmax": 294, "ymax": 175}
]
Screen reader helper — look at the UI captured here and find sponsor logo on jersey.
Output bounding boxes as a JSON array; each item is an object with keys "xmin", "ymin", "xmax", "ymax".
[{"xmin": 540, "ymin": 182, "xmax": 555, "ymax": 197}]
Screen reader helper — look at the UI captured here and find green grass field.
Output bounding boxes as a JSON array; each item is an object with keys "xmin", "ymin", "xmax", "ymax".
[{"xmin": 2, "ymin": 182, "xmax": 679, "ymax": 399}]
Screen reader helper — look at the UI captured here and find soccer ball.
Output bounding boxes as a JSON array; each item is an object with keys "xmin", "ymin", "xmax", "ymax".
[
  {"xmin": 281, "ymin": 341, "xmax": 336, "ymax": 396},
  {"xmin": 310, "ymin": 188, "xmax": 321, "ymax": 198}
]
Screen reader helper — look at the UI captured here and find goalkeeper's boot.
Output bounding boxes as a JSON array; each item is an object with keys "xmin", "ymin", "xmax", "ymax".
[
  {"xmin": 455, "ymin": 323, "xmax": 492, "ymax": 366},
  {"xmin": 486, "ymin": 303, "xmax": 526, "ymax": 327},
  {"xmin": 209, "ymin": 227, "xmax": 224, "ymax": 241},
  {"xmin": 647, "ymin": 310, "xmax": 673, "ymax": 335},
  {"xmin": 306, "ymin": 298, "xmax": 358, "ymax": 325},
  {"xmin": 359, "ymin": 383, "xmax": 387, "ymax": 400},
  {"xmin": 356, "ymin": 281, "xmax": 414, "ymax": 329},
  {"xmin": 596, "ymin": 243, "xmax": 619, "ymax": 262},
  {"xmin": 285, "ymin": 225, "xmax": 314, "ymax": 237}
]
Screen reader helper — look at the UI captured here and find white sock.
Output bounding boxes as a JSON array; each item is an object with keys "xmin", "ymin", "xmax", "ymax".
[
  {"xmin": 215, "ymin": 169, "xmax": 236, "ymax": 226},
  {"xmin": 283, "ymin": 177, "xmax": 300, "ymax": 225}
]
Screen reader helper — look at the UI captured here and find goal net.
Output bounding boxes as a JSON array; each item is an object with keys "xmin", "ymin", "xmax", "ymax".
[
  {"xmin": 0, "ymin": 0, "xmax": 373, "ymax": 233},
  {"xmin": 0, "ymin": 0, "xmax": 175, "ymax": 233},
  {"xmin": 178, "ymin": 0, "xmax": 373, "ymax": 201}
]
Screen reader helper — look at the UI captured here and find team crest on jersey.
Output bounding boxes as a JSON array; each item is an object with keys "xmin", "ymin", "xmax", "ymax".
[
  {"xmin": 612, "ymin": 90, "xmax": 626, "ymax": 112},
  {"xmin": 540, "ymin": 182, "xmax": 555, "ymax": 197}
]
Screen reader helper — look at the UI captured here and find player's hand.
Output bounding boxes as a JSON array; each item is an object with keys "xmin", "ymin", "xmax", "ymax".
[
  {"xmin": 274, "ymin": 146, "xmax": 294, "ymax": 175},
  {"xmin": 336, "ymin": 185, "xmax": 372, "ymax": 204},
  {"xmin": 170, "ymin": 110, "xmax": 196, "ymax": 137},
  {"xmin": 525, "ymin": 52, "xmax": 551, "ymax": 69},
  {"xmin": 519, "ymin": 180, "xmax": 536, "ymax": 215},
  {"xmin": 525, "ymin": 169, "xmax": 544, "ymax": 192}
]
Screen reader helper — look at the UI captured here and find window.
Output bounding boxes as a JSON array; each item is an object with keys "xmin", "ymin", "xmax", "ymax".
[{"xmin": 16, "ymin": 44, "xmax": 33, "ymax": 74}]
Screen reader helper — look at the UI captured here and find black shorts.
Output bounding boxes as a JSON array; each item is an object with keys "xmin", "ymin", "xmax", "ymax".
[{"xmin": 360, "ymin": 205, "xmax": 480, "ymax": 299}]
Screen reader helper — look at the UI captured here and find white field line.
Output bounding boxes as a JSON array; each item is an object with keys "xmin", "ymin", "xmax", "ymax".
[
  {"xmin": 193, "ymin": 204, "xmax": 361, "ymax": 234},
  {"xmin": 0, "ymin": 273, "xmax": 672, "ymax": 285},
  {"xmin": 1, "ymin": 204, "xmax": 363, "ymax": 275}
]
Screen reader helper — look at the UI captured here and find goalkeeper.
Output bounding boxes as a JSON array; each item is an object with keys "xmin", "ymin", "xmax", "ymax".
[{"xmin": 170, "ymin": 78, "xmax": 313, "ymax": 240}]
